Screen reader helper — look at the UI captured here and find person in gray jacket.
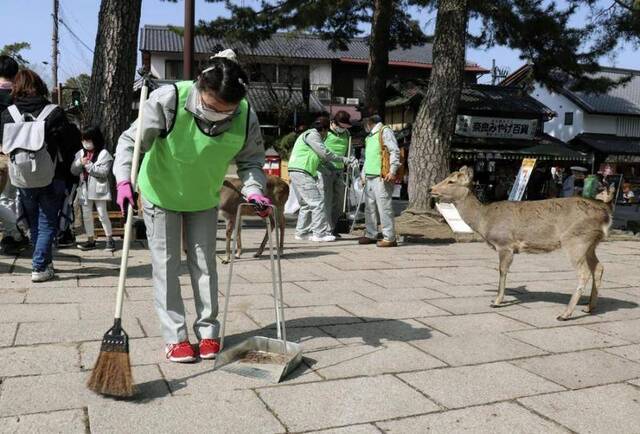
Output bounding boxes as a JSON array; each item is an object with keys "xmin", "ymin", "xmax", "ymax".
[
  {"xmin": 113, "ymin": 50, "xmax": 269, "ymax": 363},
  {"xmin": 359, "ymin": 114, "xmax": 400, "ymax": 247},
  {"xmin": 71, "ymin": 126, "xmax": 114, "ymax": 252}
]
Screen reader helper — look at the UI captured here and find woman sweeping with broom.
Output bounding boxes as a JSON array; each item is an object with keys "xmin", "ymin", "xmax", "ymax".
[{"xmin": 88, "ymin": 50, "xmax": 270, "ymax": 397}]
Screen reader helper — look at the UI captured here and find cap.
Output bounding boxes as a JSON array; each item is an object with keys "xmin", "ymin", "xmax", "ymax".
[{"xmin": 570, "ymin": 166, "xmax": 588, "ymax": 172}]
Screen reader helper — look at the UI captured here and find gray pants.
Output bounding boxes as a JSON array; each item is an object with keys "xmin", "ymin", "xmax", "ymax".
[
  {"xmin": 364, "ymin": 176, "xmax": 396, "ymax": 241},
  {"xmin": 318, "ymin": 167, "xmax": 345, "ymax": 233},
  {"xmin": 290, "ymin": 171, "xmax": 329, "ymax": 237},
  {"xmin": 142, "ymin": 196, "xmax": 219, "ymax": 344}
]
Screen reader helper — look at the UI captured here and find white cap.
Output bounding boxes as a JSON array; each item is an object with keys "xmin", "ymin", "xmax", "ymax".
[
  {"xmin": 570, "ymin": 166, "xmax": 587, "ymax": 172},
  {"xmin": 211, "ymin": 49, "xmax": 238, "ymax": 63}
]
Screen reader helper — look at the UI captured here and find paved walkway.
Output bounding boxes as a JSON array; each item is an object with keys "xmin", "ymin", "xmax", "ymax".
[{"xmin": 1, "ymin": 229, "xmax": 640, "ymax": 433}]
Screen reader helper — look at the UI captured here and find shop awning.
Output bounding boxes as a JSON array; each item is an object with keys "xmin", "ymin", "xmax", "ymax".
[{"xmin": 570, "ymin": 133, "xmax": 640, "ymax": 155}]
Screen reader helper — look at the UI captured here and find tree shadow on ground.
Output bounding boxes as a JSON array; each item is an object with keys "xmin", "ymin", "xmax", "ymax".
[
  {"xmin": 131, "ymin": 316, "xmax": 432, "ymax": 402},
  {"xmin": 501, "ymin": 285, "xmax": 638, "ymax": 316}
]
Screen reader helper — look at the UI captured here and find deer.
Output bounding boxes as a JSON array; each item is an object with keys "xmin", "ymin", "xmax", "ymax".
[
  {"xmin": 218, "ymin": 175, "xmax": 290, "ymax": 264},
  {"xmin": 430, "ymin": 166, "xmax": 615, "ymax": 321}
]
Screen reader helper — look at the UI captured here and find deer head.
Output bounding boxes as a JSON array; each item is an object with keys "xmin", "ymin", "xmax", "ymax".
[{"xmin": 430, "ymin": 166, "xmax": 474, "ymax": 203}]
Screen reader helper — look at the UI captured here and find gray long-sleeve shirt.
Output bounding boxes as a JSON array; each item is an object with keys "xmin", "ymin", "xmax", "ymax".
[
  {"xmin": 367, "ymin": 122, "xmax": 400, "ymax": 176},
  {"xmin": 303, "ymin": 129, "xmax": 345, "ymax": 165},
  {"xmin": 113, "ymin": 83, "xmax": 266, "ymax": 197}
]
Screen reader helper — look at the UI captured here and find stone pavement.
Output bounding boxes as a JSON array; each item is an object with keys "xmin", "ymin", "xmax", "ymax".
[{"xmin": 2, "ymin": 228, "xmax": 640, "ymax": 433}]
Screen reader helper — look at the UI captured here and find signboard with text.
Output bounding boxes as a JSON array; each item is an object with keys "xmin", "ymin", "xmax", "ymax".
[{"xmin": 455, "ymin": 115, "xmax": 537, "ymax": 140}]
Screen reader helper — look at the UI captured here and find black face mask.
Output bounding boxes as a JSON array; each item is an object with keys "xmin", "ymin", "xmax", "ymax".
[{"xmin": 574, "ymin": 179, "xmax": 584, "ymax": 188}]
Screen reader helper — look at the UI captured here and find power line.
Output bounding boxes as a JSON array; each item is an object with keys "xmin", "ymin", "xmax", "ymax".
[{"xmin": 59, "ymin": 18, "xmax": 94, "ymax": 53}]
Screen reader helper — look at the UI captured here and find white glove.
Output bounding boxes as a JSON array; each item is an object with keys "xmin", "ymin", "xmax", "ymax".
[{"xmin": 343, "ymin": 156, "xmax": 358, "ymax": 168}]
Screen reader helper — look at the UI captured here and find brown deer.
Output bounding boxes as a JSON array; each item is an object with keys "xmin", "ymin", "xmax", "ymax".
[
  {"xmin": 218, "ymin": 175, "xmax": 289, "ymax": 264},
  {"xmin": 430, "ymin": 166, "xmax": 615, "ymax": 321}
]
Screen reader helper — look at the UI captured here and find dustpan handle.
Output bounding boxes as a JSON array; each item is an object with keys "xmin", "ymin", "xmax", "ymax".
[
  {"xmin": 218, "ymin": 202, "xmax": 246, "ymax": 352},
  {"xmin": 266, "ymin": 207, "xmax": 287, "ymax": 353}
]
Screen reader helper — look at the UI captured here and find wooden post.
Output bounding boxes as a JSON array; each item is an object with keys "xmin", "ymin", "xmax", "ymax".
[{"xmin": 183, "ymin": 0, "xmax": 195, "ymax": 80}]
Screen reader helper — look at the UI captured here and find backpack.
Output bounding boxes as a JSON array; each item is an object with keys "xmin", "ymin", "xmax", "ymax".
[
  {"xmin": 380, "ymin": 126, "xmax": 406, "ymax": 182},
  {"xmin": 1, "ymin": 104, "xmax": 59, "ymax": 188}
]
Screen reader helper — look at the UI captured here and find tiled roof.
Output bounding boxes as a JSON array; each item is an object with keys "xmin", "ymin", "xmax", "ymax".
[
  {"xmin": 501, "ymin": 64, "xmax": 640, "ymax": 117},
  {"xmin": 571, "ymin": 133, "xmax": 640, "ymax": 155},
  {"xmin": 139, "ymin": 25, "xmax": 485, "ymax": 70},
  {"xmin": 387, "ymin": 80, "xmax": 554, "ymax": 119}
]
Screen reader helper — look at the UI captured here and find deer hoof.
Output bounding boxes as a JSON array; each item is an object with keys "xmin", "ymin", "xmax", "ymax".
[
  {"xmin": 556, "ymin": 314, "xmax": 571, "ymax": 321},
  {"xmin": 582, "ymin": 307, "xmax": 596, "ymax": 315},
  {"xmin": 221, "ymin": 258, "xmax": 230, "ymax": 265},
  {"xmin": 253, "ymin": 252, "xmax": 261, "ymax": 258},
  {"xmin": 490, "ymin": 302, "xmax": 505, "ymax": 308}
]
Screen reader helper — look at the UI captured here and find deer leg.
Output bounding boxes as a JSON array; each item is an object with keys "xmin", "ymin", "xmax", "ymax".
[
  {"xmin": 254, "ymin": 216, "xmax": 272, "ymax": 258},
  {"xmin": 492, "ymin": 249, "xmax": 513, "ymax": 307},
  {"xmin": 278, "ymin": 211, "xmax": 285, "ymax": 256},
  {"xmin": 584, "ymin": 249, "xmax": 604, "ymax": 314},
  {"xmin": 235, "ymin": 216, "xmax": 243, "ymax": 259},
  {"xmin": 222, "ymin": 218, "xmax": 233, "ymax": 264},
  {"xmin": 558, "ymin": 255, "xmax": 591, "ymax": 321}
]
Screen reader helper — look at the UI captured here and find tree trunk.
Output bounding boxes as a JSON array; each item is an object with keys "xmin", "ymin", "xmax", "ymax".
[
  {"xmin": 405, "ymin": 0, "xmax": 468, "ymax": 214},
  {"xmin": 87, "ymin": 0, "xmax": 142, "ymax": 151},
  {"xmin": 365, "ymin": 0, "xmax": 393, "ymax": 117}
]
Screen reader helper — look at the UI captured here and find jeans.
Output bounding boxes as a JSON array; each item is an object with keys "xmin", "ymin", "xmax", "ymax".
[{"xmin": 19, "ymin": 179, "xmax": 66, "ymax": 271}]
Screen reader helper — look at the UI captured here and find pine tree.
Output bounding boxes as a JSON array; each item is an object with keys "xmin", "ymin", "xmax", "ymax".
[{"xmin": 86, "ymin": 0, "xmax": 142, "ymax": 151}]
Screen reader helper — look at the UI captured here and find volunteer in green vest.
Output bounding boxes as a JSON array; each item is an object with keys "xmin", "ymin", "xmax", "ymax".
[
  {"xmin": 359, "ymin": 113, "xmax": 400, "ymax": 248},
  {"xmin": 317, "ymin": 111, "xmax": 352, "ymax": 237},
  {"xmin": 113, "ymin": 50, "xmax": 269, "ymax": 363},
  {"xmin": 288, "ymin": 116, "xmax": 355, "ymax": 242}
]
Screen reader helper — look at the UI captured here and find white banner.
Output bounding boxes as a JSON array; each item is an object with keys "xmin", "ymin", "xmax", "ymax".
[
  {"xmin": 508, "ymin": 158, "xmax": 537, "ymax": 201},
  {"xmin": 456, "ymin": 115, "xmax": 537, "ymax": 139}
]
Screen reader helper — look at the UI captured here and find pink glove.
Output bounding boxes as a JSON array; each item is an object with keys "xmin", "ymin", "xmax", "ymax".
[
  {"xmin": 246, "ymin": 193, "xmax": 272, "ymax": 218},
  {"xmin": 116, "ymin": 181, "xmax": 136, "ymax": 216}
]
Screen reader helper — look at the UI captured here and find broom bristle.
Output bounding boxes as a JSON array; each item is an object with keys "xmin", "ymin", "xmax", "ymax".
[{"xmin": 87, "ymin": 350, "xmax": 136, "ymax": 397}]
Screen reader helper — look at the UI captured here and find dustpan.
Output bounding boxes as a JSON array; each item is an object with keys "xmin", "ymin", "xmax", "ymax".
[{"xmin": 215, "ymin": 202, "xmax": 303, "ymax": 383}]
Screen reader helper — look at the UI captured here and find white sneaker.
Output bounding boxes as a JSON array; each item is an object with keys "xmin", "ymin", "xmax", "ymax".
[
  {"xmin": 309, "ymin": 234, "xmax": 336, "ymax": 242},
  {"xmin": 295, "ymin": 234, "xmax": 311, "ymax": 241},
  {"xmin": 32, "ymin": 266, "xmax": 55, "ymax": 283}
]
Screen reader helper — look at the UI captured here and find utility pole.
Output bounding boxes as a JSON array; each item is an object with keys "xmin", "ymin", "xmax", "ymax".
[
  {"xmin": 52, "ymin": 0, "xmax": 60, "ymax": 103},
  {"xmin": 183, "ymin": 0, "xmax": 195, "ymax": 80}
]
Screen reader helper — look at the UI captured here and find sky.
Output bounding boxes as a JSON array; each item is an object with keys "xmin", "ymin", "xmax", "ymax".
[{"xmin": 1, "ymin": 0, "xmax": 639, "ymax": 86}]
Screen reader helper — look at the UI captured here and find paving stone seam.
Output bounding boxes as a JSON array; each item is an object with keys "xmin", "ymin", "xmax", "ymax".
[
  {"xmin": 289, "ymin": 422, "xmax": 384, "ymax": 434},
  {"xmin": 136, "ymin": 317, "xmax": 149, "ymax": 338},
  {"xmin": 360, "ymin": 279, "xmax": 387, "ymax": 290},
  {"xmin": 10, "ymin": 323, "xmax": 19, "ymax": 347},
  {"xmin": 82, "ymin": 406, "xmax": 91, "ymax": 434},
  {"xmin": 411, "ymin": 317, "xmax": 453, "ymax": 337},
  {"xmin": 506, "ymin": 351, "xmax": 640, "ymax": 390},
  {"xmin": 511, "ymin": 399, "xmax": 578, "ymax": 434},
  {"xmin": 0, "ymin": 407, "xmax": 88, "ymax": 422},
  {"xmin": 252, "ymin": 388, "xmax": 292, "ymax": 432},
  {"xmin": 288, "ymin": 282, "xmax": 313, "ymax": 294},
  {"xmin": 391, "ymin": 372, "xmax": 448, "ymax": 411},
  {"xmin": 403, "ymin": 341, "xmax": 452, "ymax": 367},
  {"xmin": 505, "ymin": 330, "xmax": 634, "ymax": 354},
  {"xmin": 351, "ymin": 290, "xmax": 379, "ymax": 303}
]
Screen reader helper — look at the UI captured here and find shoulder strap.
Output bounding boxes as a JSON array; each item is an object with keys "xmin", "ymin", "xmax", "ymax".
[
  {"xmin": 7, "ymin": 105, "xmax": 22, "ymax": 123},
  {"xmin": 36, "ymin": 104, "xmax": 58, "ymax": 122},
  {"xmin": 379, "ymin": 126, "xmax": 387, "ymax": 149}
]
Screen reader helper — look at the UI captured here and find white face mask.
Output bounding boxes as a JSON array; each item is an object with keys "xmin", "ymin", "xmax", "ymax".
[
  {"xmin": 198, "ymin": 95, "xmax": 234, "ymax": 123},
  {"xmin": 333, "ymin": 126, "xmax": 346, "ymax": 134},
  {"xmin": 82, "ymin": 141, "xmax": 94, "ymax": 151}
]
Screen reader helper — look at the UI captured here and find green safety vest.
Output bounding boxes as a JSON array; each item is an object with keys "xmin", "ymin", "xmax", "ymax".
[
  {"xmin": 137, "ymin": 80, "xmax": 249, "ymax": 212},
  {"xmin": 364, "ymin": 126, "xmax": 386, "ymax": 176},
  {"xmin": 324, "ymin": 129, "xmax": 349, "ymax": 169},
  {"xmin": 288, "ymin": 130, "xmax": 321, "ymax": 177}
]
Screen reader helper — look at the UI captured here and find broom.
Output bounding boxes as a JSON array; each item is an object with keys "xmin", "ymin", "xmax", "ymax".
[
  {"xmin": 335, "ymin": 136, "xmax": 353, "ymax": 234},
  {"xmin": 87, "ymin": 74, "xmax": 150, "ymax": 398}
]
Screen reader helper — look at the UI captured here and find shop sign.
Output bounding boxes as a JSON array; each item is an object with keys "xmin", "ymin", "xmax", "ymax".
[
  {"xmin": 508, "ymin": 158, "xmax": 537, "ymax": 201},
  {"xmin": 456, "ymin": 115, "xmax": 537, "ymax": 139}
]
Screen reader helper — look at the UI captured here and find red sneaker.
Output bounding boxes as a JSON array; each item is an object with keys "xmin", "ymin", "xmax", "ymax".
[
  {"xmin": 198, "ymin": 339, "xmax": 220, "ymax": 360},
  {"xmin": 165, "ymin": 341, "xmax": 196, "ymax": 363}
]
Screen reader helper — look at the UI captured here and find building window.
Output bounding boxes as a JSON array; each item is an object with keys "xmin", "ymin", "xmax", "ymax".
[
  {"xmin": 564, "ymin": 112, "xmax": 574, "ymax": 126},
  {"xmin": 279, "ymin": 65, "xmax": 309, "ymax": 85},
  {"xmin": 352, "ymin": 78, "xmax": 366, "ymax": 101},
  {"xmin": 247, "ymin": 63, "xmax": 277, "ymax": 83},
  {"xmin": 165, "ymin": 60, "xmax": 183, "ymax": 80}
]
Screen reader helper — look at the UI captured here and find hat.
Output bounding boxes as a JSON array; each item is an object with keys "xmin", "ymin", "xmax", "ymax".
[
  {"xmin": 333, "ymin": 110, "xmax": 352, "ymax": 129},
  {"xmin": 570, "ymin": 166, "xmax": 588, "ymax": 172}
]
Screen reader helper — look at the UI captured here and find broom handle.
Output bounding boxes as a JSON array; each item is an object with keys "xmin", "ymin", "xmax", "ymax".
[
  {"xmin": 342, "ymin": 136, "xmax": 352, "ymax": 214},
  {"xmin": 114, "ymin": 80, "xmax": 149, "ymax": 320}
]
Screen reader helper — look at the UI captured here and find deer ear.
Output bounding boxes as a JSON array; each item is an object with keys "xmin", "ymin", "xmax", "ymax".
[{"xmin": 459, "ymin": 166, "xmax": 474, "ymax": 184}]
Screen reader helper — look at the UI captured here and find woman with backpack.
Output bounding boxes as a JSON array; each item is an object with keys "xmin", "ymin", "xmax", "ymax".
[
  {"xmin": 0, "ymin": 69, "xmax": 80, "ymax": 282},
  {"xmin": 71, "ymin": 126, "xmax": 115, "ymax": 252}
]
